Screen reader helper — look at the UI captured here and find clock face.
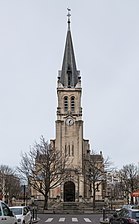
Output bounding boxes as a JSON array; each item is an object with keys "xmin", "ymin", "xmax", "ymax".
[{"xmin": 66, "ymin": 118, "xmax": 74, "ymax": 126}]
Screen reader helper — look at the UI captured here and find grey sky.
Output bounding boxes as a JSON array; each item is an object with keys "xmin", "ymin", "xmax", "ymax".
[{"xmin": 0, "ymin": 0, "xmax": 139, "ymax": 169}]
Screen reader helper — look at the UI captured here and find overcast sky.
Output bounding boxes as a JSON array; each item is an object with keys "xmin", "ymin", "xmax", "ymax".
[{"xmin": 0, "ymin": 0, "xmax": 139, "ymax": 170}]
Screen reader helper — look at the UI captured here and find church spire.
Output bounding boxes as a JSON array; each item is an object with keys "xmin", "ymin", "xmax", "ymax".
[{"xmin": 58, "ymin": 9, "xmax": 80, "ymax": 88}]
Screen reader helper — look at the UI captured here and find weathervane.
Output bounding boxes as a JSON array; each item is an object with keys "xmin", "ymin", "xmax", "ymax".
[{"xmin": 67, "ymin": 8, "xmax": 71, "ymax": 30}]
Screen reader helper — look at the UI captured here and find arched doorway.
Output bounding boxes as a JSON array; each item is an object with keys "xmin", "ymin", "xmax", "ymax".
[{"xmin": 64, "ymin": 181, "xmax": 75, "ymax": 202}]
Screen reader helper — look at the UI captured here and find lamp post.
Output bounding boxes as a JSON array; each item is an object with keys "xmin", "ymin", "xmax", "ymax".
[{"xmin": 23, "ymin": 184, "xmax": 26, "ymax": 206}]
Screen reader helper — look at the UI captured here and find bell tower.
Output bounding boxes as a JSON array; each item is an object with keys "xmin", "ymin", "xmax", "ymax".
[{"xmin": 51, "ymin": 10, "xmax": 90, "ymax": 202}]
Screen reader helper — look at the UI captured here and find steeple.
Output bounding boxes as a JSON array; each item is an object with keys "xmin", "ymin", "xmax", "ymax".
[{"xmin": 58, "ymin": 9, "xmax": 80, "ymax": 88}]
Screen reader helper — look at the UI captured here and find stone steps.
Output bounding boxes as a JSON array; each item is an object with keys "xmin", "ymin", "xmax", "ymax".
[{"xmin": 63, "ymin": 202, "xmax": 79, "ymax": 210}]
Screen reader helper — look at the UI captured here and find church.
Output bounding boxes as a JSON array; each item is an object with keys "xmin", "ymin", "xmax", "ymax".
[{"xmin": 49, "ymin": 12, "xmax": 104, "ymax": 203}]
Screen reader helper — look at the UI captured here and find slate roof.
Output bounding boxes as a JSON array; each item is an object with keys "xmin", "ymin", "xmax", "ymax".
[{"xmin": 59, "ymin": 20, "xmax": 80, "ymax": 88}]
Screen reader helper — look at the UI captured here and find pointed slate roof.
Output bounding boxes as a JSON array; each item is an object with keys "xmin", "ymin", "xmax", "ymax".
[{"xmin": 59, "ymin": 19, "xmax": 79, "ymax": 88}]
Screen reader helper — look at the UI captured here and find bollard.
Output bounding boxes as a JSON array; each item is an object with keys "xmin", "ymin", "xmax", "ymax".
[
  {"xmin": 32, "ymin": 208, "xmax": 35, "ymax": 220},
  {"xmin": 32, "ymin": 207, "xmax": 37, "ymax": 221},
  {"xmin": 35, "ymin": 208, "xmax": 37, "ymax": 220},
  {"xmin": 100, "ymin": 207, "xmax": 109, "ymax": 224},
  {"xmin": 103, "ymin": 207, "xmax": 106, "ymax": 221}
]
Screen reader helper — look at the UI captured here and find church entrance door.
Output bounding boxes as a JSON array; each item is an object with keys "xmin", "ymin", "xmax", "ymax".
[{"xmin": 64, "ymin": 181, "xmax": 75, "ymax": 202}]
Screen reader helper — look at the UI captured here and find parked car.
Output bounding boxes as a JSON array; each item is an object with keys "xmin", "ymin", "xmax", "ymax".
[
  {"xmin": 109, "ymin": 208, "xmax": 139, "ymax": 224},
  {"xmin": 0, "ymin": 200, "xmax": 17, "ymax": 224},
  {"xmin": 9, "ymin": 206, "xmax": 32, "ymax": 224},
  {"xmin": 123, "ymin": 204, "xmax": 137, "ymax": 209}
]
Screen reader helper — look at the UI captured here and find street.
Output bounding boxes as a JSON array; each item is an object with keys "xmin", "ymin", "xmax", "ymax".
[{"xmin": 36, "ymin": 213, "xmax": 102, "ymax": 224}]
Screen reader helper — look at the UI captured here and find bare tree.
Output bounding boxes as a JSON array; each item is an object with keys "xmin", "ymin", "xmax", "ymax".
[
  {"xmin": 17, "ymin": 136, "xmax": 68, "ymax": 210},
  {"xmin": 85, "ymin": 151, "xmax": 112, "ymax": 209},
  {"xmin": 0, "ymin": 165, "xmax": 21, "ymax": 204},
  {"xmin": 118, "ymin": 163, "xmax": 139, "ymax": 204}
]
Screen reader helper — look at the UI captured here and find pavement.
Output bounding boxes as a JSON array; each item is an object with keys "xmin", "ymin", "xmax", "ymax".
[
  {"xmin": 100, "ymin": 217, "xmax": 109, "ymax": 224},
  {"xmin": 32, "ymin": 217, "xmax": 40, "ymax": 223}
]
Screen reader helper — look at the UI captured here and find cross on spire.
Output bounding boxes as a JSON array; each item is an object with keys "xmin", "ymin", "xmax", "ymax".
[{"xmin": 67, "ymin": 8, "xmax": 71, "ymax": 30}]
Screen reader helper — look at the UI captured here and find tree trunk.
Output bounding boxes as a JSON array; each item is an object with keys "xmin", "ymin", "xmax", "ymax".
[
  {"xmin": 93, "ymin": 185, "xmax": 96, "ymax": 210},
  {"xmin": 44, "ymin": 194, "xmax": 48, "ymax": 210}
]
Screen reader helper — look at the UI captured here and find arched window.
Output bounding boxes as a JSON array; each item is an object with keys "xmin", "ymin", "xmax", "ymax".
[
  {"xmin": 68, "ymin": 73, "xmax": 71, "ymax": 87},
  {"xmin": 64, "ymin": 96, "xmax": 68, "ymax": 112},
  {"xmin": 71, "ymin": 96, "xmax": 75, "ymax": 112},
  {"xmin": 65, "ymin": 145, "xmax": 67, "ymax": 157},
  {"xmin": 68, "ymin": 145, "xmax": 70, "ymax": 156},
  {"xmin": 67, "ymin": 65, "xmax": 71, "ymax": 88},
  {"xmin": 72, "ymin": 144, "xmax": 74, "ymax": 156}
]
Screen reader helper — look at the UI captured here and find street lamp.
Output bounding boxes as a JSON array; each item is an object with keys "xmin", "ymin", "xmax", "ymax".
[{"xmin": 23, "ymin": 184, "xmax": 26, "ymax": 206}]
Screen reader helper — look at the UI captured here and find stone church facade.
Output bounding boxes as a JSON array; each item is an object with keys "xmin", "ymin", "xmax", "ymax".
[
  {"xmin": 31, "ymin": 15, "xmax": 105, "ymax": 204},
  {"xmin": 49, "ymin": 16, "xmax": 103, "ymax": 203}
]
